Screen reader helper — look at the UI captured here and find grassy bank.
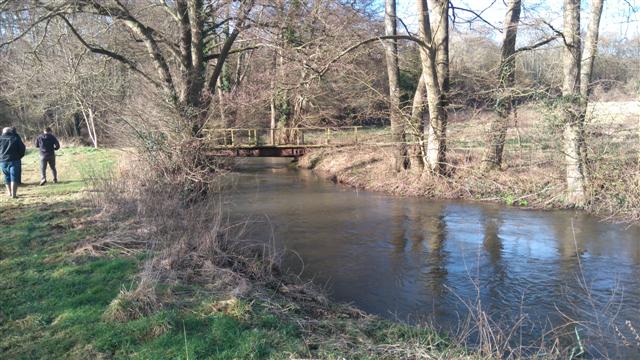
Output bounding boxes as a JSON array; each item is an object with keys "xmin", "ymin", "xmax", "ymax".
[
  {"xmin": 299, "ymin": 105, "xmax": 640, "ymax": 221},
  {"xmin": 1, "ymin": 147, "xmax": 468, "ymax": 359}
]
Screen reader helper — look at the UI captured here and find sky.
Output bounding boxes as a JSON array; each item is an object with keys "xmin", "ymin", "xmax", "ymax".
[{"xmin": 391, "ymin": 0, "xmax": 640, "ymax": 40}]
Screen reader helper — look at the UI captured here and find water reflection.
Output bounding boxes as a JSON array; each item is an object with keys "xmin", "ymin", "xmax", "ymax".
[{"xmin": 225, "ymin": 158, "xmax": 640, "ymax": 355}]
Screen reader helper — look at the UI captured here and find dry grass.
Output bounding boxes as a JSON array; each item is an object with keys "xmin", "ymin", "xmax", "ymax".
[
  {"xmin": 84, "ymin": 159, "xmax": 287, "ymax": 320},
  {"xmin": 302, "ymin": 103, "xmax": 640, "ymax": 221},
  {"xmin": 82, "ymin": 151, "xmax": 354, "ymax": 324},
  {"xmin": 103, "ymin": 278, "xmax": 162, "ymax": 323},
  {"xmin": 303, "ymin": 145, "xmax": 565, "ymax": 208}
]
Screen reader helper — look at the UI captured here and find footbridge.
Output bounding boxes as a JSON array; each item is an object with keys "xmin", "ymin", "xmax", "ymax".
[{"xmin": 205, "ymin": 126, "xmax": 391, "ymax": 157}]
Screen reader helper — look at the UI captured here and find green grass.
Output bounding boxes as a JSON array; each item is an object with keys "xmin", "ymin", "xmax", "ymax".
[
  {"xmin": 0, "ymin": 147, "xmax": 309, "ymax": 359},
  {"xmin": 0, "ymin": 147, "xmax": 456, "ymax": 359}
]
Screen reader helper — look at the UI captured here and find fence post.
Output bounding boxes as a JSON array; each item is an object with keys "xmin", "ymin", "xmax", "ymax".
[
  {"xmin": 354, "ymin": 126, "xmax": 359, "ymax": 144},
  {"xmin": 326, "ymin": 128, "xmax": 330, "ymax": 145},
  {"xmin": 231, "ymin": 130, "xmax": 235, "ymax": 146}
]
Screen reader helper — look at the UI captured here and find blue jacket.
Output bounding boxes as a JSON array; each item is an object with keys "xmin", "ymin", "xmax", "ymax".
[{"xmin": 0, "ymin": 132, "xmax": 26, "ymax": 162}]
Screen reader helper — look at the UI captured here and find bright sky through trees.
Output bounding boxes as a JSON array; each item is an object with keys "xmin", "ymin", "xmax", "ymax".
[{"xmin": 391, "ymin": 0, "xmax": 639, "ymax": 39}]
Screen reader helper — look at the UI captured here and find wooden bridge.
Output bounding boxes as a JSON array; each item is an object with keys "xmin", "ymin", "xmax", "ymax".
[{"xmin": 205, "ymin": 126, "xmax": 389, "ymax": 157}]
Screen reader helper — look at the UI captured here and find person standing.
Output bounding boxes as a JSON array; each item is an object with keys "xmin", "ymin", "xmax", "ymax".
[
  {"xmin": 0, "ymin": 127, "xmax": 26, "ymax": 198},
  {"xmin": 34, "ymin": 127, "xmax": 60, "ymax": 185}
]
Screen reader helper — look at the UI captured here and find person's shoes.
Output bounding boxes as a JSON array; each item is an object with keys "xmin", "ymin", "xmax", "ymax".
[
  {"xmin": 40, "ymin": 179, "xmax": 47, "ymax": 186},
  {"xmin": 53, "ymin": 178, "xmax": 58, "ymax": 184}
]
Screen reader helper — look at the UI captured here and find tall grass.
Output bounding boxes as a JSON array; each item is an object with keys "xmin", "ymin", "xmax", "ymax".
[{"xmin": 84, "ymin": 158, "xmax": 284, "ymax": 322}]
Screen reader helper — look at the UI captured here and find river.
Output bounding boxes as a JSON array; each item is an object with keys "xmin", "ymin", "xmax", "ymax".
[{"xmin": 223, "ymin": 158, "xmax": 640, "ymax": 358}]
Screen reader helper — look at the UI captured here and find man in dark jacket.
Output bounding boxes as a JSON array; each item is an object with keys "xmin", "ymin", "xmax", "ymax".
[
  {"xmin": 0, "ymin": 127, "xmax": 26, "ymax": 198},
  {"xmin": 34, "ymin": 127, "xmax": 60, "ymax": 185}
]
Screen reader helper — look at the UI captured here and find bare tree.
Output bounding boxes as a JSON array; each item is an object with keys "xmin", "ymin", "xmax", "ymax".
[
  {"xmin": 580, "ymin": 0, "xmax": 605, "ymax": 98},
  {"xmin": 482, "ymin": 0, "xmax": 522, "ymax": 171},
  {"xmin": 561, "ymin": 0, "xmax": 587, "ymax": 205},
  {"xmin": 408, "ymin": 73, "xmax": 426, "ymax": 172},
  {"xmin": 1, "ymin": 0, "xmax": 257, "ymax": 139},
  {"xmin": 384, "ymin": 0, "xmax": 408, "ymax": 171},
  {"xmin": 417, "ymin": 0, "xmax": 449, "ymax": 175}
]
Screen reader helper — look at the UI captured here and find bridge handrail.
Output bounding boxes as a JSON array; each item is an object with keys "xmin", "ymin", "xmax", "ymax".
[
  {"xmin": 204, "ymin": 126, "xmax": 394, "ymax": 148},
  {"xmin": 203, "ymin": 126, "xmax": 364, "ymax": 131}
]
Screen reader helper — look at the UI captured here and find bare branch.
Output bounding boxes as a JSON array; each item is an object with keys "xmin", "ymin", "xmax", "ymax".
[
  {"xmin": 450, "ymin": 2, "xmax": 502, "ymax": 32},
  {"xmin": 0, "ymin": 8, "xmax": 59, "ymax": 48},
  {"xmin": 317, "ymin": 35, "xmax": 431, "ymax": 78},
  {"xmin": 203, "ymin": 45, "xmax": 260, "ymax": 62},
  {"xmin": 515, "ymin": 35, "xmax": 559, "ymax": 53},
  {"xmin": 58, "ymin": 15, "xmax": 161, "ymax": 89}
]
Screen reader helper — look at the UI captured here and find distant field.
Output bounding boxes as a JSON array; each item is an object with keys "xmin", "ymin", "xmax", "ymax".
[{"xmin": 587, "ymin": 101, "xmax": 640, "ymax": 125}]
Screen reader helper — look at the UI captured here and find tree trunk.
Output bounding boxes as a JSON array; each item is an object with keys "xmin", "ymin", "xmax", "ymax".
[
  {"xmin": 430, "ymin": 0, "xmax": 449, "ymax": 95},
  {"xmin": 73, "ymin": 112, "xmax": 82, "ymax": 137},
  {"xmin": 482, "ymin": 0, "xmax": 522, "ymax": 171},
  {"xmin": 578, "ymin": 0, "xmax": 604, "ymax": 189},
  {"xmin": 580, "ymin": 0, "xmax": 605, "ymax": 99},
  {"xmin": 408, "ymin": 73, "xmax": 426, "ymax": 172},
  {"xmin": 384, "ymin": 0, "xmax": 407, "ymax": 171},
  {"xmin": 79, "ymin": 105, "xmax": 98, "ymax": 148},
  {"xmin": 562, "ymin": 0, "xmax": 587, "ymax": 206},
  {"xmin": 87, "ymin": 107, "xmax": 98, "ymax": 148},
  {"xmin": 417, "ymin": 0, "xmax": 449, "ymax": 175},
  {"xmin": 270, "ymin": 95, "xmax": 277, "ymax": 145}
]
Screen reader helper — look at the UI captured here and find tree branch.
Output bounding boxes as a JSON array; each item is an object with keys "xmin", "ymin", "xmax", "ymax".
[
  {"xmin": 58, "ymin": 15, "xmax": 161, "ymax": 89},
  {"xmin": 203, "ymin": 45, "xmax": 260, "ymax": 62},
  {"xmin": 450, "ymin": 2, "xmax": 502, "ymax": 32},
  {"xmin": 0, "ymin": 8, "xmax": 59, "ymax": 48},
  {"xmin": 317, "ymin": 35, "xmax": 432, "ymax": 78},
  {"xmin": 542, "ymin": 20, "xmax": 569, "ymax": 48},
  {"xmin": 206, "ymin": 0, "xmax": 255, "ymax": 96},
  {"xmin": 515, "ymin": 35, "xmax": 559, "ymax": 53}
]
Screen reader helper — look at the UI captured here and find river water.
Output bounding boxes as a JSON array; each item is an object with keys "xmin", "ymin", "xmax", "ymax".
[{"xmin": 223, "ymin": 158, "xmax": 640, "ymax": 357}]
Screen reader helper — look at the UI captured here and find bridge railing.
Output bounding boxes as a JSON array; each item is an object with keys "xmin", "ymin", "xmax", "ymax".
[{"xmin": 203, "ymin": 126, "xmax": 393, "ymax": 148}]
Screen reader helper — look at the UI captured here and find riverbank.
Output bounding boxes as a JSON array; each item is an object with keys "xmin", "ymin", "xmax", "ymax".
[
  {"xmin": 298, "ymin": 106, "xmax": 639, "ymax": 222},
  {"xmin": 1, "ymin": 147, "xmax": 470, "ymax": 359},
  {"xmin": 299, "ymin": 146, "xmax": 567, "ymax": 207}
]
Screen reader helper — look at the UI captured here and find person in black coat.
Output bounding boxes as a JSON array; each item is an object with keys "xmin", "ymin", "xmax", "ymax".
[
  {"xmin": 34, "ymin": 127, "xmax": 61, "ymax": 185},
  {"xmin": 0, "ymin": 127, "xmax": 26, "ymax": 198}
]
